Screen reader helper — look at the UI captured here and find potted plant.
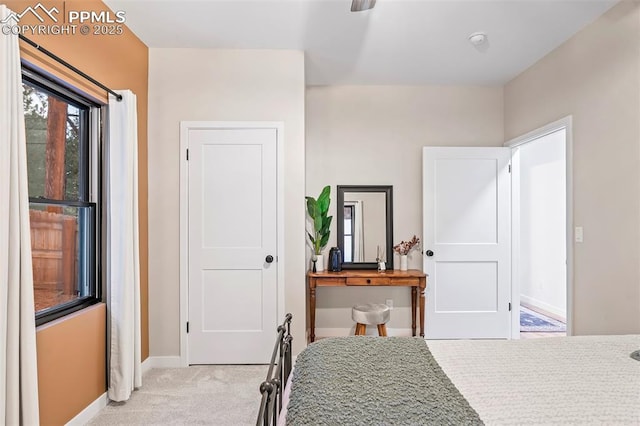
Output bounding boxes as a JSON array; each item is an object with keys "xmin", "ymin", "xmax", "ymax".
[
  {"xmin": 306, "ymin": 185, "xmax": 332, "ymax": 272},
  {"xmin": 393, "ymin": 235, "xmax": 420, "ymax": 271}
]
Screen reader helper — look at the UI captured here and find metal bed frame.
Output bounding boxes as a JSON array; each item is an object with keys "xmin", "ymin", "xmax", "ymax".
[{"xmin": 256, "ymin": 313, "xmax": 293, "ymax": 426}]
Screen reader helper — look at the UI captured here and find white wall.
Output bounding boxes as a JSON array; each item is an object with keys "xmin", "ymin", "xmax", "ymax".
[
  {"xmin": 306, "ymin": 85, "xmax": 504, "ymax": 333},
  {"xmin": 145, "ymin": 1, "xmax": 640, "ymax": 352},
  {"xmin": 519, "ymin": 130, "xmax": 567, "ymax": 319},
  {"xmin": 505, "ymin": 1, "xmax": 640, "ymax": 334},
  {"xmin": 148, "ymin": 49, "xmax": 306, "ymax": 356}
]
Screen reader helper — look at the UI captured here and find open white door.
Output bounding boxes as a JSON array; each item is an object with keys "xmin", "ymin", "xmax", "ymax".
[
  {"xmin": 184, "ymin": 124, "xmax": 279, "ymax": 364},
  {"xmin": 423, "ymin": 147, "xmax": 511, "ymax": 339}
]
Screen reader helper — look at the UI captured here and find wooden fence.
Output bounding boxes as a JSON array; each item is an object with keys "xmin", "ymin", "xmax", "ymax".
[{"xmin": 30, "ymin": 209, "xmax": 77, "ymax": 311}]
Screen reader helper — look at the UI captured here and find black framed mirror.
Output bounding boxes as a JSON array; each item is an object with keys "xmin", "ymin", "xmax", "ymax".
[{"xmin": 336, "ymin": 185, "xmax": 393, "ymax": 270}]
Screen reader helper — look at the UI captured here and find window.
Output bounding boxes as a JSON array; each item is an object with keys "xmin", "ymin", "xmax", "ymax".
[
  {"xmin": 22, "ymin": 66, "xmax": 101, "ymax": 325},
  {"xmin": 343, "ymin": 205, "xmax": 354, "ymax": 262}
]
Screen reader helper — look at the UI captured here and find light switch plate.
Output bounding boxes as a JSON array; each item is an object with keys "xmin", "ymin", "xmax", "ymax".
[{"xmin": 575, "ymin": 226, "xmax": 584, "ymax": 243}]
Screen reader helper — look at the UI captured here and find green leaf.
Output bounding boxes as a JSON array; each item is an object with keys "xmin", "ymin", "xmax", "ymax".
[
  {"xmin": 314, "ymin": 215, "xmax": 323, "ymax": 233},
  {"xmin": 319, "ymin": 232, "xmax": 330, "ymax": 249},
  {"xmin": 305, "ymin": 197, "xmax": 317, "ymax": 218},
  {"xmin": 307, "ymin": 232, "xmax": 316, "ymax": 245},
  {"xmin": 319, "ymin": 185, "xmax": 330, "ymax": 200},
  {"xmin": 320, "ymin": 215, "xmax": 333, "ymax": 234},
  {"xmin": 317, "ymin": 186, "xmax": 331, "ymax": 214},
  {"xmin": 317, "ymin": 198, "xmax": 329, "ymax": 215}
]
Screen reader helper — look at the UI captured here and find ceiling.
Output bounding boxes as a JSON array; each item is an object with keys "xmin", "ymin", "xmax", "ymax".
[{"xmin": 103, "ymin": 0, "xmax": 618, "ymax": 85}]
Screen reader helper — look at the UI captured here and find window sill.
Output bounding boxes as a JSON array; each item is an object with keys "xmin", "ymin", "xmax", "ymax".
[{"xmin": 36, "ymin": 301, "xmax": 105, "ymax": 331}]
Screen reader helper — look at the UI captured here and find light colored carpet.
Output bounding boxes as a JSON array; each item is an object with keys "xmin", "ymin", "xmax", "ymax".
[{"xmin": 87, "ymin": 365, "xmax": 268, "ymax": 425}]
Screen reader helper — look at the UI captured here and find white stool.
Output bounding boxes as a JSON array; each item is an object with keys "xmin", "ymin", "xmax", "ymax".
[{"xmin": 352, "ymin": 303, "xmax": 390, "ymax": 337}]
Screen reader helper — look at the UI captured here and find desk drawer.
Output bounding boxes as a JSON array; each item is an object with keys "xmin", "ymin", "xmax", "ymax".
[
  {"xmin": 390, "ymin": 278, "xmax": 420, "ymax": 286},
  {"xmin": 346, "ymin": 277, "xmax": 391, "ymax": 286},
  {"xmin": 315, "ymin": 277, "xmax": 346, "ymax": 286}
]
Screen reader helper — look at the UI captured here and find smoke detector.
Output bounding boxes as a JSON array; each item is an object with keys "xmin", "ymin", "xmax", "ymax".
[
  {"xmin": 468, "ymin": 32, "xmax": 488, "ymax": 46},
  {"xmin": 351, "ymin": 0, "xmax": 376, "ymax": 12}
]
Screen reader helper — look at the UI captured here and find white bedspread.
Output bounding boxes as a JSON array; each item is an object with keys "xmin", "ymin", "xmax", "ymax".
[{"xmin": 428, "ymin": 335, "xmax": 640, "ymax": 425}]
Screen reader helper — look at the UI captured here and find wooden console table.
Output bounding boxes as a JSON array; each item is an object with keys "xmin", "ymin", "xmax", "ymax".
[{"xmin": 307, "ymin": 269, "xmax": 427, "ymax": 343}]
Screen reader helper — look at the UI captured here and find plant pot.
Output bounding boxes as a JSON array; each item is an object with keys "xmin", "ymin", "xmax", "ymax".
[
  {"xmin": 399, "ymin": 255, "xmax": 408, "ymax": 271},
  {"xmin": 315, "ymin": 254, "xmax": 325, "ymax": 272}
]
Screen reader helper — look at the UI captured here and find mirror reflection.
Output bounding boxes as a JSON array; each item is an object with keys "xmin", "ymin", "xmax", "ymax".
[
  {"xmin": 337, "ymin": 185, "xmax": 393, "ymax": 270},
  {"xmin": 342, "ymin": 192, "xmax": 387, "ymax": 263}
]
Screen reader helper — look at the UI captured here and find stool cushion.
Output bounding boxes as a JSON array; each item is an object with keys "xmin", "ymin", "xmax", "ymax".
[{"xmin": 352, "ymin": 303, "xmax": 390, "ymax": 325}]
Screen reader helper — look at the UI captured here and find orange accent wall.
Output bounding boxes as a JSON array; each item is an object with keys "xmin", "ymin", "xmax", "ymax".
[
  {"xmin": 36, "ymin": 304, "xmax": 106, "ymax": 426},
  {"xmin": 3, "ymin": 0, "xmax": 149, "ymax": 423}
]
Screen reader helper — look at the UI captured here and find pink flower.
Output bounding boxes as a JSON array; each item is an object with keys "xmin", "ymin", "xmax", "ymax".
[{"xmin": 393, "ymin": 235, "xmax": 420, "ymax": 255}]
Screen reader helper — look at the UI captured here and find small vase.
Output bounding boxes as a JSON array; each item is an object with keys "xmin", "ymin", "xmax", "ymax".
[
  {"xmin": 315, "ymin": 254, "xmax": 325, "ymax": 272},
  {"xmin": 399, "ymin": 255, "xmax": 408, "ymax": 271}
]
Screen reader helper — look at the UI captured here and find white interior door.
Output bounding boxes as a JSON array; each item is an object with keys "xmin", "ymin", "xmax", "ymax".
[
  {"xmin": 186, "ymin": 125, "xmax": 278, "ymax": 364},
  {"xmin": 423, "ymin": 147, "xmax": 511, "ymax": 339}
]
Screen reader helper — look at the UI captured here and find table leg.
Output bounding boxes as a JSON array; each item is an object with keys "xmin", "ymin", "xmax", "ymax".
[
  {"xmin": 310, "ymin": 286, "xmax": 316, "ymax": 343},
  {"xmin": 419, "ymin": 286, "xmax": 425, "ymax": 338},
  {"xmin": 411, "ymin": 286, "xmax": 417, "ymax": 337}
]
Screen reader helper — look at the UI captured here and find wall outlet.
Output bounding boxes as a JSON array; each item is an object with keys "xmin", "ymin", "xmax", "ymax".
[{"xmin": 385, "ymin": 299, "xmax": 393, "ymax": 309}]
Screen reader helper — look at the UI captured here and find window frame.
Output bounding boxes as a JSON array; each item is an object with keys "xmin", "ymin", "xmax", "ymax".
[
  {"xmin": 22, "ymin": 64, "xmax": 103, "ymax": 326},
  {"xmin": 343, "ymin": 204, "xmax": 355, "ymax": 263}
]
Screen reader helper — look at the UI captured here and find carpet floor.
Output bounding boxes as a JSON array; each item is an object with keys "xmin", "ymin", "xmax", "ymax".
[
  {"xmin": 87, "ymin": 365, "xmax": 268, "ymax": 425},
  {"xmin": 520, "ymin": 306, "xmax": 566, "ymax": 332}
]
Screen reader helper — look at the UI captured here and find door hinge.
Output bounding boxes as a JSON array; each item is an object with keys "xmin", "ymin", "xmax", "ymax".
[
  {"xmin": 186, "ymin": 149, "xmax": 189, "ymax": 161},
  {"xmin": 186, "ymin": 322, "xmax": 189, "ymax": 333},
  {"xmin": 508, "ymin": 164, "xmax": 511, "ymax": 173},
  {"xmin": 508, "ymin": 302, "xmax": 512, "ymax": 311}
]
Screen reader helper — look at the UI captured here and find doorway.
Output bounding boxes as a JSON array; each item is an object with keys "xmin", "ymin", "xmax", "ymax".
[
  {"xmin": 507, "ymin": 117, "xmax": 572, "ymax": 339},
  {"xmin": 422, "ymin": 147, "xmax": 512, "ymax": 339},
  {"xmin": 179, "ymin": 122, "xmax": 284, "ymax": 364}
]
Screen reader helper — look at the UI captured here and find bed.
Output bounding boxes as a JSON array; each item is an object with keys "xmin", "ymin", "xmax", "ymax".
[{"xmin": 258, "ymin": 316, "xmax": 640, "ymax": 425}]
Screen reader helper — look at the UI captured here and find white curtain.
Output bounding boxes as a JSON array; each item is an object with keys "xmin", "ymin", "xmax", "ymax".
[
  {"xmin": 0, "ymin": 5, "xmax": 40, "ymax": 424},
  {"xmin": 107, "ymin": 90, "xmax": 142, "ymax": 402}
]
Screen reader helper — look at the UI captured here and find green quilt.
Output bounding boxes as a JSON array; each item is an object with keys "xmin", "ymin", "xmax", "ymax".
[{"xmin": 286, "ymin": 337, "xmax": 483, "ymax": 426}]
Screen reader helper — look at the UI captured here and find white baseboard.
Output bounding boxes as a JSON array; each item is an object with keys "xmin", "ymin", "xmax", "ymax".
[
  {"xmin": 520, "ymin": 295, "xmax": 566, "ymax": 320},
  {"xmin": 314, "ymin": 327, "xmax": 413, "ymax": 338},
  {"xmin": 141, "ymin": 356, "xmax": 183, "ymax": 373},
  {"xmin": 141, "ymin": 356, "xmax": 153, "ymax": 376},
  {"xmin": 64, "ymin": 392, "xmax": 108, "ymax": 426}
]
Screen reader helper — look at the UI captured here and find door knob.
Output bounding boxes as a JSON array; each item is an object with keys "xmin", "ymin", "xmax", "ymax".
[
  {"xmin": 425, "ymin": 250, "xmax": 434, "ymax": 257},
  {"xmin": 265, "ymin": 255, "xmax": 274, "ymax": 263}
]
